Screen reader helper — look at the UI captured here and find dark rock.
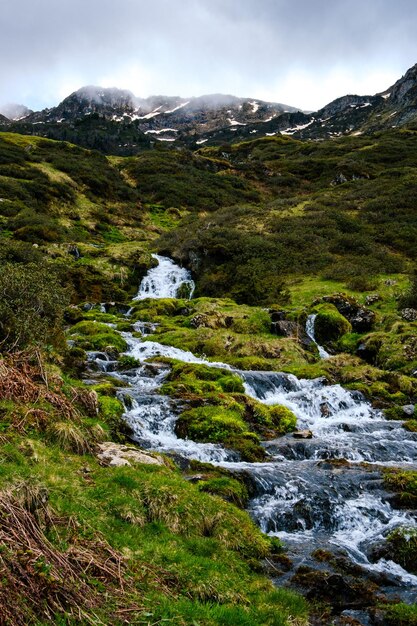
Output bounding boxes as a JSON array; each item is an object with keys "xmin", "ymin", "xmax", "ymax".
[
  {"xmin": 319, "ymin": 294, "xmax": 376, "ymax": 332},
  {"xmin": 401, "ymin": 308, "xmax": 417, "ymax": 322},
  {"xmin": 83, "ymin": 302, "xmax": 94, "ymax": 311},
  {"xmin": 68, "ymin": 244, "xmax": 81, "ymax": 258},
  {"xmin": 292, "ymin": 567, "xmax": 380, "ymax": 609},
  {"xmin": 320, "ymin": 402, "xmax": 332, "ymax": 417},
  {"xmin": 384, "ymin": 279, "xmax": 397, "ymax": 286},
  {"xmin": 350, "ymin": 309, "xmax": 376, "ymax": 333},
  {"xmin": 331, "ymin": 172, "xmax": 348, "ymax": 185},
  {"xmin": 269, "ymin": 309, "xmax": 287, "ymax": 322},
  {"xmin": 271, "ymin": 320, "xmax": 299, "ymax": 337}
]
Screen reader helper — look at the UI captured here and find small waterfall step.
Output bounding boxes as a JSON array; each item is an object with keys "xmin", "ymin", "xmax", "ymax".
[
  {"xmin": 306, "ymin": 313, "xmax": 330, "ymax": 359},
  {"xmin": 135, "ymin": 254, "xmax": 195, "ymax": 300}
]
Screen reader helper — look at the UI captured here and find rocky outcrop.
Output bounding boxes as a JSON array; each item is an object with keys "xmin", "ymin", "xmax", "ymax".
[{"xmin": 318, "ymin": 294, "xmax": 376, "ymax": 333}]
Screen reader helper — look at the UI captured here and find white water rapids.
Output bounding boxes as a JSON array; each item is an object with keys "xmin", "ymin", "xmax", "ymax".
[
  {"xmin": 134, "ymin": 254, "xmax": 195, "ymax": 300},
  {"xmin": 90, "ymin": 255, "xmax": 417, "ymax": 602}
]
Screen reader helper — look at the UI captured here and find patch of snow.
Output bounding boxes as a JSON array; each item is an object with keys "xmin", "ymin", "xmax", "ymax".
[
  {"xmin": 280, "ymin": 120, "xmax": 314, "ymax": 135},
  {"xmin": 382, "ymin": 92, "xmax": 391, "ymax": 99},
  {"xmin": 135, "ymin": 106, "xmax": 163, "ymax": 120},
  {"xmin": 228, "ymin": 118, "xmax": 246, "ymax": 126},
  {"xmin": 250, "ymin": 130, "xmax": 258, "ymax": 134},
  {"xmin": 250, "ymin": 101, "xmax": 260, "ymax": 113},
  {"xmin": 350, "ymin": 131, "xmax": 363, "ymax": 136},
  {"xmin": 359, "ymin": 102, "xmax": 372, "ymax": 108},
  {"xmin": 263, "ymin": 115, "xmax": 275, "ymax": 122},
  {"xmin": 156, "ymin": 137, "xmax": 176, "ymax": 142},
  {"xmin": 388, "ymin": 111, "xmax": 397, "ymax": 118},
  {"xmin": 165, "ymin": 101, "xmax": 189, "ymax": 114},
  {"xmin": 145, "ymin": 128, "xmax": 178, "ymax": 134},
  {"xmin": 196, "ymin": 139, "xmax": 208, "ymax": 144},
  {"xmin": 265, "ymin": 132, "xmax": 276, "ymax": 136}
]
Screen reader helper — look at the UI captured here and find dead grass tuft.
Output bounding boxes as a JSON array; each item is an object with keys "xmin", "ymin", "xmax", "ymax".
[{"xmin": 0, "ymin": 484, "xmax": 142, "ymax": 625}]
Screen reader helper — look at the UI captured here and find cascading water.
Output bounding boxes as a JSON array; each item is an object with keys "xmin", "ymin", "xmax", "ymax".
[
  {"xmin": 93, "ymin": 256, "xmax": 417, "ymax": 614},
  {"xmin": 135, "ymin": 254, "xmax": 195, "ymax": 300},
  {"xmin": 306, "ymin": 313, "xmax": 330, "ymax": 359}
]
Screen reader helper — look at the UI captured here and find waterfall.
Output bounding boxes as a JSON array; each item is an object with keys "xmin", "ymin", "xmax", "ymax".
[
  {"xmin": 90, "ymin": 257, "xmax": 417, "ymax": 602},
  {"xmin": 306, "ymin": 313, "xmax": 330, "ymax": 359},
  {"xmin": 135, "ymin": 254, "xmax": 195, "ymax": 300}
]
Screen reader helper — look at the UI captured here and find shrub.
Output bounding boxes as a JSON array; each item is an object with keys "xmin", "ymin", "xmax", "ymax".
[{"xmin": 0, "ymin": 262, "xmax": 69, "ymax": 352}]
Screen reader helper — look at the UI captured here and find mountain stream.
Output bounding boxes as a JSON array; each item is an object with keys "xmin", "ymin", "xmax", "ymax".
[{"xmin": 89, "ymin": 256, "xmax": 417, "ymax": 620}]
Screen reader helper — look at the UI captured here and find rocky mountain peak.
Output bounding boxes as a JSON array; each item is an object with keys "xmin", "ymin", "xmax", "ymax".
[
  {"xmin": 0, "ymin": 103, "xmax": 32, "ymax": 121},
  {"xmin": 385, "ymin": 63, "xmax": 417, "ymax": 105}
]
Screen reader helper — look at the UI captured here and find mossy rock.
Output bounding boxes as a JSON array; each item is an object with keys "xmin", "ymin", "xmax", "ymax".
[
  {"xmin": 175, "ymin": 405, "xmax": 266, "ymax": 461},
  {"xmin": 386, "ymin": 527, "xmax": 417, "ymax": 574},
  {"xmin": 313, "ymin": 303, "xmax": 352, "ymax": 345},
  {"xmin": 269, "ymin": 405, "xmax": 298, "ymax": 434}
]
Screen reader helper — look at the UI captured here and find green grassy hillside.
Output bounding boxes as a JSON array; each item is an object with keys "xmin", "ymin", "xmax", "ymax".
[{"xmin": 1, "ymin": 128, "xmax": 417, "ymax": 624}]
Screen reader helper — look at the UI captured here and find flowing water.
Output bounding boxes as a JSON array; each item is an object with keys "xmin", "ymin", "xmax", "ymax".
[
  {"xmin": 134, "ymin": 254, "xmax": 195, "ymax": 300},
  {"xmin": 306, "ymin": 313, "xmax": 330, "ymax": 359},
  {"xmin": 91, "ymin": 256, "xmax": 417, "ymax": 614}
]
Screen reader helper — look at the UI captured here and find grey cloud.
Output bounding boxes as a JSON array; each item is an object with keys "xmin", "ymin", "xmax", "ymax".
[{"xmin": 1, "ymin": 0, "xmax": 417, "ymax": 110}]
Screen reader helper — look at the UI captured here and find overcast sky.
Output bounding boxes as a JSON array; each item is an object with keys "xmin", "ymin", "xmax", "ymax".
[{"xmin": 1, "ymin": 0, "xmax": 417, "ymax": 111}]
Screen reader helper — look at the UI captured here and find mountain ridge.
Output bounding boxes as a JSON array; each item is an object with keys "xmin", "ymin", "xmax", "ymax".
[{"xmin": 1, "ymin": 63, "xmax": 417, "ymax": 153}]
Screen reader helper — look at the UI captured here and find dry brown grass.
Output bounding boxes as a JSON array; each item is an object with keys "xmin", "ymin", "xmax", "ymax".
[{"xmin": 0, "ymin": 484, "xmax": 141, "ymax": 625}]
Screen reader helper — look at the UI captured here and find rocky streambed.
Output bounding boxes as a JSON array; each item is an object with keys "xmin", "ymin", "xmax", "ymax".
[{"xmin": 87, "ymin": 255, "xmax": 417, "ymax": 625}]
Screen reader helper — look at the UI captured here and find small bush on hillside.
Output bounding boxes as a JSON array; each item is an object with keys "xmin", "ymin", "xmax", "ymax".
[{"xmin": 0, "ymin": 262, "xmax": 69, "ymax": 352}]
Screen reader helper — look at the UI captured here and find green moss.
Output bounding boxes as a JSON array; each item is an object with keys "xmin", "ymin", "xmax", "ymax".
[
  {"xmin": 176, "ymin": 405, "xmax": 266, "ymax": 462},
  {"xmin": 161, "ymin": 361, "xmax": 244, "ymax": 398},
  {"xmin": 383, "ymin": 603, "xmax": 417, "ymax": 626},
  {"xmin": 313, "ymin": 303, "xmax": 352, "ymax": 344},
  {"xmin": 198, "ymin": 477, "xmax": 249, "ymax": 508},
  {"xmin": 269, "ymin": 405, "xmax": 298, "ymax": 434},
  {"xmin": 386, "ymin": 527, "xmax": 417, "ymax": 574},
  {"xmin": 69, "ymin": 320, "xmax": 128, "ymax": 352},
  {"xmin": 384, "ymin": 469, "xmax": 417, "ymax": 507}
]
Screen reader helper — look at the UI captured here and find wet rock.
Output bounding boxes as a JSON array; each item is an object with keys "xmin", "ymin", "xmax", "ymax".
[
  {"xmin": 292, "ymin": 566, "xmax": 380, "ymax": 609},
  {"xmin": 142, "ymin": 362, "xmax": 170, "ymax": 376},
  {"xmin": 401, "ymin": 308, "xmax": 417, "ymax": 321},
  {"xmin": 402, "ymin": 404, "xmax": 415, "ymax": 417},
  {"xmin": 97, "ymin": 442, "xmax": 165, "ymax": 467},
  {"xmin": 320, "ymin": 402, "xmax": 332, "ymax": 417},
  {"xmin": 83, "ymin": 302, "xmax": 94, "ymax": 311},
  {"xmin": 293, "ymin": 430, "xmax": 313, "ymax": 439},
  {"xmin": 340, "ymin": 610, "xmax": 373, "ymax": 626}
]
